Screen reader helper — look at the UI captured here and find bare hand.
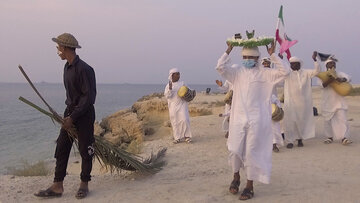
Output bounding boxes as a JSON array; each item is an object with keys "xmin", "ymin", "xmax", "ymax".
[
  {"xmin": 336, "ymin": 77, "xmax": 346, "ymax": 83},
  {"xmin": 278, "ymin": 53, "xmax": 284, "ymax": 59},
  {"xmin": 266, "ymin": 41, "xmax": 276, "ymax": 56},
  {"xmin": 216, "ymin": 80, "xmax": 223, "ymax": 87},
  {"xmin": 312, "ymin": 51, "xmax": 318, "ymax": 61},
  {"xmin": 169, "ymin": 81, "xmax": 172, "ymax": 90},
  {"xmin": 219, "ymin": 113, "xmax": 223, "ymax": 117},
  {"xmin": 62, "ymin": 116, "xmax": 73, "ymax": 130}
]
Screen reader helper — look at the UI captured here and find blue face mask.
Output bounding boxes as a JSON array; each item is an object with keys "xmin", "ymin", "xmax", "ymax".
[{"xmin": 242, "ymin": 59, "xmax": 257, "ymax": 68}]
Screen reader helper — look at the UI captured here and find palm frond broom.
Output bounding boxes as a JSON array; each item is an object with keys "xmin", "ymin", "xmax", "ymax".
[{"xmin": 18, "ymin": 65, "xmax": 166, "ymax": 174}]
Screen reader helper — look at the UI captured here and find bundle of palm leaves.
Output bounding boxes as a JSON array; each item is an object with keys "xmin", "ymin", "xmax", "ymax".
[{"xmin": 18, "ymin": 65, "xmax": 166, "ymax": 174}]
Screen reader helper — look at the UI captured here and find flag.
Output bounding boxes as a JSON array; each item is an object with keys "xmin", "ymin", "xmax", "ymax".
[{"xmin": 275, "ymin": 5, "xmax": 298, "ymax": 60}]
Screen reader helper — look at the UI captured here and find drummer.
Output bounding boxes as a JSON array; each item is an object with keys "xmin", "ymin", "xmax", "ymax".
[
  {"xmin": 164, "ymin": 68, "xmax": 193, "ymax": 144},
  {"xmin": 282, "ymin": 52, "xmax": 320, "ymax": 148},
  {"xmin": 216, "ymin": 79, "xmax": 233, "ymax": 138},
  {"xmin": 261, "ymin": 57, "xmax": 283, "ymax": 152},
  {"xmin": 320, "ymin": 57, "xmax": 352, "ymax": 145}
]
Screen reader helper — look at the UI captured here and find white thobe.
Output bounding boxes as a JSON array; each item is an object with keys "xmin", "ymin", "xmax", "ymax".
[
  {"xmin": 321, "ymin": 72, "xmax": 350, "ymax": 140},
  {"xmin": 271, "ymin": 94, "xmax": 284, "ymax": 146},
  {"xmin": 218, "ymin": 80, "xmax": 233, "ymax": 132},
  {"xmin": 216, "ymin": 53, "xmax": 290, "ymax": 184},
  {"xmin": 164, "ymin": 81, "xmax": 192, "ymax": 140},
  {"xmin": 283, "ymin": 62, "xmax": 320, "ymax": 143}
]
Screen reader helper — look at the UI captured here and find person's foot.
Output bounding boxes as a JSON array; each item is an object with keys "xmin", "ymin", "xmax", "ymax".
[
  {"xmin": 342, "ymin": 138, "xmax": 353, "ymax": 145},
  {"xmin": 229, "ymin": 179, "xmax": 240, "ymax": 194},
  {"xmin": 225, "ymin": 132, "xmax": 229, "ymax": 138},
  {"xmin": 173, "ymin": 139, "xmax": 181, "ymax": 144},
  {"xmin": 75, "ymin": 181, "xmax": 89, "ymax": 199},
  {"xmin": 239, "ymin": 187, "xmax": 254, "ymax": 200},
  {"xmin": 34, "ymin": 182, "xmax": 64, "ymax": 198},
  {"xmin": 297, "ymin": 139, "xmax": 304, "ymax": 147},
  {"xmin": 273, "ymin": 144, "xmax": 279, "ymax": 152},
  {"xmin": 185, "ymin": 137, "xmax": 192, "ymax": 143},
  {"xmin": 286, "ymin": 143, "xmax": 293, "ymax": 149},
  {"xmin": 324, "ymin": 137, "xmax": 333, "ymax": 144}
]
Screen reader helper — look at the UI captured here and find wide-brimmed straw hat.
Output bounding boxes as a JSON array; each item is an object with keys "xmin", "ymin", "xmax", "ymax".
[{"xmin": 52, "ymin": 33, "xmax": 81, "ymax": 48}]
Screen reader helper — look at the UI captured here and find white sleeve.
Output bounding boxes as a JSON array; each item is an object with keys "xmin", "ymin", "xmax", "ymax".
[
  {"xmin": 268, "ymin": 53, "xmax": 291, "ymax": 84},
  {"xmin": 164, "ymin": 84, "xmax": 175, "ymax": 99},
  {"xmin": 215, "ymin": 53, "xmax": 237, "ymax": 83}
]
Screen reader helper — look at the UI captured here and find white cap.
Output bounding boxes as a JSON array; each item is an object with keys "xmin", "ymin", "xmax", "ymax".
[
  {"xmin": 289, "ymin": 56, "xmax": 303, "ymax": 68},
  {"xmin": 241, "ymin": 47, "xmax": 260, "ymax": 57}
]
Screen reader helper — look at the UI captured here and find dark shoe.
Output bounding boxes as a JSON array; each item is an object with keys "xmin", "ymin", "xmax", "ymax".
[
  {"xmin": 273, "ymin": 144, "xmax": 279, "ymax": 152},
  {"xmin": 286, "ymin": 143, "xmax": 293, "ymax": 149},
  {"xmin": 75, "ymin": 188, "xmax": 89, "ymax": 199},
  {"xmin": 239, "ymin": 188, "xmax": 254, "ymax": 200},
  {"xmin": 229, "ymin": 179, "xmax": 240, "ymax": 195},
  {"xmin": 297, "ymin": 139, "xmax": 304, "ymax": 147},
  {"xmin": 34, "ymin": 188, "xmax": 62, "ymax": 198}
]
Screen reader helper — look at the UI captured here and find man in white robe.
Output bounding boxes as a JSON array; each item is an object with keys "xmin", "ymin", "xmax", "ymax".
[
  {"xmin": 216, "ymin": 79, "xmax": 233, "ymax": 138},
  {"xmin": 283, "ymin": 53, "xmax": 320, "ymax": 148},
  {"xmin": 262, "ymin": 57, "xmax": 284, "ymax": 152},
  {"xmin": 216, "ymin": 41, "xmax": 289, "ymax": 200},
  {"xmin": 320, "ymin": 58, "xmax": 352, "ymax": 145},
  {"xmin": 164, "ymin": 68, "xmax": 192, "ymax": 144}
]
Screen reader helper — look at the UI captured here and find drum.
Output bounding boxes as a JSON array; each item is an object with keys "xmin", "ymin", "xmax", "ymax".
[
  {"xmin": 317, "ymin": 70, "xmax": 353, "ymax": 96},
  {"xmin": 271, "ymin": 104, "xmax": 284, "ymax": 122},
  {"xmin": 224, "ymin": 90, "xmax": 233, "ymax": 105},
  {"xmin": 177, "ymin": 86, "xmax": 196, "ymax": 102}
]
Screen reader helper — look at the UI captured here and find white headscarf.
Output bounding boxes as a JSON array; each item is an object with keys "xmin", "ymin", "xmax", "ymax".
[
  {"xmin": 289, "ymin": 56, "xmax": 303, "ymax": 68},
  {"xmin": 325, "ymin": 57, "xmax": 337, "ymax": 66},
  {"xmin": 168, "ymin": 68, "xmax": 179, "ymax": 81}
]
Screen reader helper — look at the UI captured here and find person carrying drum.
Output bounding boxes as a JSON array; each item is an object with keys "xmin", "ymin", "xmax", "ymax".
[
  {"xmin": 164, "ymin": 68, "xmax": 193, "ymax": 144},
  {"xmin": 216, "ymin": 39, "xmax": 289, "ymax": 200},
  {"xmin": 262, "ymin": 57, "xmax": 284, "ymax": 152},
  {"xmin": 320, "ymin": 57, "xmax": 352, "ymax": 145},
  {"xmin": 282, "ymin": 52, "xmax": 320, "ymax": 148},
  {"xmin": 216, "ymin": 79, "xmax": 233, "ymax": 138}
]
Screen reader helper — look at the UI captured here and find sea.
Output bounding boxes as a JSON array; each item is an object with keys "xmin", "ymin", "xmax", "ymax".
[{"xmin": 0, "ymin": 82, "xmax": 217, "ymax": 174}]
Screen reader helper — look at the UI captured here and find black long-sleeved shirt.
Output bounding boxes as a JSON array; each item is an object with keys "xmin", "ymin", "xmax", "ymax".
[{"xmin": 63, "ymin": 55, "xmax": 96, "ymax": 122}]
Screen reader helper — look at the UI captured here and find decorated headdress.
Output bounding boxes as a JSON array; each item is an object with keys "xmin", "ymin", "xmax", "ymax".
[{"xmin": 227, "ymin": 30, "xmax": 273, "ymax": 48}]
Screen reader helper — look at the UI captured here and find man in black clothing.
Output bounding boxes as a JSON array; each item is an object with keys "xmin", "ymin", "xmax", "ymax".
[{"xmin": 34, "ymin": 33, "xmax": 96, "ymax": 199}]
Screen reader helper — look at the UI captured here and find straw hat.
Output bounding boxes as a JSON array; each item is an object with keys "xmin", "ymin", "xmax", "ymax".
[{"xmin": 52, "ymin": 33, "xmax": 81, "ymax": 48}]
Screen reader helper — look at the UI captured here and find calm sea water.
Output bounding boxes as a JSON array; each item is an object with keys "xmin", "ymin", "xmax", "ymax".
[{"xmin": 0, "ymin": 83, "xmax": 217, "ymax": 174}]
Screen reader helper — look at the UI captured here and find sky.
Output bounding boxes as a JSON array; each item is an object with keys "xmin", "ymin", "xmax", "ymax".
[{"xmin": 1, "ymin": 0, "xmax": 359, "ymax": 84}]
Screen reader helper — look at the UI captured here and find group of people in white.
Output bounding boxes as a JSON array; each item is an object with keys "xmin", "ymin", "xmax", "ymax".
[{"xmin": 164, "ymin": 40, "xmax": 352, "ymax": 200}]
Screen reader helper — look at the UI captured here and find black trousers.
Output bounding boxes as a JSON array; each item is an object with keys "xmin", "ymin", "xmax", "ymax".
[{"xmin": 54, "ymin": 106, "xmax": 95, "ymax": 182}]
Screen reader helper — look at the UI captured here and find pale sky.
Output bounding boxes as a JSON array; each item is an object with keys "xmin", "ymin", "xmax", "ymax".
[{"xmin": 1, "ymin": 0, "xmax": 359, "ymax": 84}]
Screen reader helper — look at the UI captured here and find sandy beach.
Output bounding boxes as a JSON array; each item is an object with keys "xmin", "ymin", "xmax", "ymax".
[{"xmin": 1, "ymin": 87, "xmax": 360, "ymax": 203}]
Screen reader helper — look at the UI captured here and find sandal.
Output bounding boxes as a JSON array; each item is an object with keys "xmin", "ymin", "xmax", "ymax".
[
  {"xmin": 75, "ymin": 188, "xmax": 89, "ymax": 199},
  {"xmin": 239, "ymin": 188, "xmax": 254, "ymax": 200},
  {"xmin": 34, "ymin": 188, "xmax": 62, "ymax": 198},
  {"xmin": 185, "ymin": 137, "xmax": 192, "ymax": 143},
  {"xmin": 324, "ymin": 137, "xmax": 333, "ymax": 144},
  {"xmin": 229, "ymin": 179, "xmax": 240, "ymax": 194},
  {"xmin": 342, "ymin": 138, "xmax": 352, "ymax": 145},
  {"xmin": 173, "ymin": 139, "xmax": 181, "ymax": 144},
  {"xmin": 273, "ymin": 144, "xmax": 279, "ymax": 153}
]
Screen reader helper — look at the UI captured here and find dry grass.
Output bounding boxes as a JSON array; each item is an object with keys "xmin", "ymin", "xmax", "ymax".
[
  {"xmin": 348, "ymin": 87, "xmax": 360, "ymax": 96},
  {"xmin": 6, "ymin": 160, "xmax": 50, "ymax": 176},
  {"xmin": 137, "ymin": 92, "xmax": 164, "ymax": 102}
]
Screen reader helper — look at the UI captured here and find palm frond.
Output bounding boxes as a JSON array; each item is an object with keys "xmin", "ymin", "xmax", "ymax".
[{"xmin": 18, "ymin": 96, "xmax": 166, "ymax": 174}]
